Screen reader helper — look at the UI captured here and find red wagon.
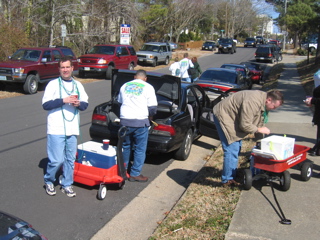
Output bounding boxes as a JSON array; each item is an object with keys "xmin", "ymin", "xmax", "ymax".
[
  {"xmin": 243, "ymin": 144, "xmax": 313, "ymax": 191},
  {"xmin": 72, "ymin": 127, "xmax": 128, "ymax": 200}
]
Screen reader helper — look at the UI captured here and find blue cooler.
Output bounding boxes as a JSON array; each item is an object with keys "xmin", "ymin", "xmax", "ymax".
[{"xmin": 77, "ymin": 141, "xmax": 117, "ymax": 169}]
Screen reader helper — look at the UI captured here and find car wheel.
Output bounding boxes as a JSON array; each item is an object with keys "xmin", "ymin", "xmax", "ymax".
[
  {"xmin": 152, "ymin": 58, "xmax": 158, "ymax": 67},
  {"xmin": 310, "ymin": 47, "xmax": 315, "ymax": 52},
  {"xmin": 174, "ymin": 129, "xmax": 193, "ymax": 160},
  {"xmin": 244, "ymin": 45, "xmax": 247, "ymax": 47},
  {"xmin": 78, "ymin": 70, "xmax": 85, "ymax": 78},
  {"xmin": 128, "ymin": 63, "xmax": 134, "ymax": 70},
  {"xmin": 0, "ymin": 82, "xmax": 6, "ymax": 90},
  {"xmin": 23, "ymin": 74, "xmax": 38, "ymax": 94},
  {"xmin": 164, "ymin": 57, "xmax": 169, "ymax": 65},
  {"xmin": 278, "ymin": 55, "xmax": 283, "ymax": 62},
  {"xmin": 106, "ymin": 65, "xmax": 114, "ymax": 80}
]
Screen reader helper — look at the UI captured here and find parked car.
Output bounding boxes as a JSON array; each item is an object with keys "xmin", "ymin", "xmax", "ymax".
[
  {"xmin": 0, "ymin": 210, "xmax": 48, "ymax": 240},
  {"xmin": 195, "ymin": 68, "xmax": 247, "ymax": 92},
  {"xmin": 136, "ymin": 42, "xmax": 172, "ymax": 67},
  {"xmin": 301, "ymin": 41, "xmax": 317, "ymax": 52},
  {"xmin": 255, "ymin": 45, "xmax": 282, "ymax": 63},
  {"xmin": 220, "ymin": 63, "xmax": 252, "ymax": 89},
  {"xmin": 0, "ymin": 46, "xmax": 78, "ymax": 94},
  {"xmin": 77, "ymin": 44, "xmax": 137, "ymax": 79},
  {"xmin": 169, "ymin": 42, "xmax": 178, "ymax": 51},
  {"xmin": 240, "ymin": 62, "xmax": 264, "ymax": 85},
  {"xmin": 217, "ymin": 38, "xmax": 236, "ymax": 54},
  {"xmin": 244, "ymin": 37, "xmax": 256, "ymax": 47},
  {"xmin": 268, "ymin": 39, "xmax": 281, "ymax": 48},
  {"xmin": 202, "ymin": 41, "xmax": 216, "ymax": 51},
  {"xmin": 89, "ymin": 69, "xmax": 221, "ymax": 160}
]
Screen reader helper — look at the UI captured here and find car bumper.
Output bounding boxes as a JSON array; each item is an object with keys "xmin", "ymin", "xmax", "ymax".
[
  {"xmin": 137, "ymin": 58, "xmax": 154, "ymax": 64},
  {"xmin": 0, "ymin": 74, "xmax": 26, "ymax": 83},
  {"xmin": 89, "ymin": 124, "xmax": 179, "ymax": 154},
  {"xmin": 79, "ymin": 66, "xmax": 108, "ymax": 73}
]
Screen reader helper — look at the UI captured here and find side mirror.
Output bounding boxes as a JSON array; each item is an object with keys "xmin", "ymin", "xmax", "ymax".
[{"xmin": 41, "ymin": 58, "xmax": 47, "ymax": 63}]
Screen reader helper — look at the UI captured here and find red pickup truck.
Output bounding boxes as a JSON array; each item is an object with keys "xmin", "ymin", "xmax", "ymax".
[
  {"xmin": 0, "ymin": 46, "xmax": 78, "ymax": 94},
  {"xmin": 77, "ymin": 44, "xmax": 137, "ymax": 79}
]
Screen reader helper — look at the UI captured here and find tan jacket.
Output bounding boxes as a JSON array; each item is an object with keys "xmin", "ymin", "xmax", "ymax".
[{"xmin": 213, "ymin": 90, "xmax": 266, "ymax": 144}]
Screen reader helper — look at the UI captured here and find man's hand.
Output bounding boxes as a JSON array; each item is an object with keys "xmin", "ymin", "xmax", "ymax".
[
  {"xmin": 63, "ymin": 95, "xmax": 80, "ymax": 106},
  {"xmin": 257, "ymin": 126, "xmax": 270, "ymax": 135}
]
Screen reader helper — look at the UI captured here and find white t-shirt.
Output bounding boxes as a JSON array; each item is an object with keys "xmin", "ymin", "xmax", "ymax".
[
  {"xmin": 118, "ymin": 79, "xmax": 157, "ymax": 124},
  {"xmin": 169, "ymin": 62, "xmax": 180, "ymax": 76},
  {"xmin": 42, "ymin": 78, "xmax": 89, "ymax": 136},
  {"xmin": 179, "ymin": 58, "xmax": 194, "ymax": 78}
]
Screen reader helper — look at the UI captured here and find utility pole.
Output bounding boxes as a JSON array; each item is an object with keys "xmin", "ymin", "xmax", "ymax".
[{"xmin": 282, "ymin": 0, "xmax": 287, "ymax": 50}]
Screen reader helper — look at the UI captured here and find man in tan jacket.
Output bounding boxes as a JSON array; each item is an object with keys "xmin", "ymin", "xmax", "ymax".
[{"xmin": 213, "ymin": 90, "xmax": 284, "ymax": 186}]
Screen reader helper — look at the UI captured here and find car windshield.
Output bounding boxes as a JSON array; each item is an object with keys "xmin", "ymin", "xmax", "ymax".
[
  {"xmin": 141, "ymin": 44, "xmax": 160, "ymax": 52},
  {"xmin": 219, "ymin": 39, "xmax": 232, "ymax": 44},
  {"xmin": 200, "ymin": 70, "xmax": 236, "ymax": 84},
  {"xmin": 89, "ymin": 46, "xmax": 115, "ymax": 55},
  {"xmin": 11, "ymin": 49, "xmax": 41, "ymax": 61},
  {"xmin": 246, "ymin": 38, "xmax": 255, "ymax": 41},
  {"xmin": 204, "ymin": 41, "xmax": 214, "ymax": 45}
]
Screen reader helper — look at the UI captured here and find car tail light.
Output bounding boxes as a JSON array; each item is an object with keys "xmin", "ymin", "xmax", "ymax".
[
  {"xmin": 92, "ymin": 113, "xmax": 107, "ymax": 125},
  {"xmin": 268, "ymin": 53, "xmax": 272, "ymax": 57},
  {"xmin": 151, "ymin": 124, "xmax": 176, "ymax": 136}
]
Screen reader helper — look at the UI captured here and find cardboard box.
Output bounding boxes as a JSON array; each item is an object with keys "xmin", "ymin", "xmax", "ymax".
[
  {"xmin": 77, "ymin": 141, "xmax": 117, "ymax": 169},
  {"xmin": 261, "ymin": 135, "xmax": 295, "ymax": 160}
]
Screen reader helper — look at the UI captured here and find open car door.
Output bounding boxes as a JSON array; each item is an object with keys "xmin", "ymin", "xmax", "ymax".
[{"xmin": 199, "ymin": 88, "xmax": 242, "ymax": 140}]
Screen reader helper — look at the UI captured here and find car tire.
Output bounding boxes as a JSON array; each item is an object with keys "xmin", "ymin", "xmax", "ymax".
[
  {"xmin": 278, "ymin": 55, "xmax": 283, "ymax": 62},
  {"xmin": 174, "ymin": 128, "xmax": 193, "ymax": 160},
  {"xmin": 164, "ymin": 57, "xmax": 169, "ymax": 65},
  {"xmin": 152, "ymin": 58, "xmax": 158, "ymax": 67},
  {"xmin": 106, "ymin": 65, "xmax": 114, "ymax": 80},
  {"xmin": 23, "ymin": 74, "xmax": 38, "ymax": 94},
  {"xmin": 128, "ymin": 63, "xmax": 135, "ymax": 70},
  {"xmin": 0, "ymin": 82, "xmax": 6, "ymax": 91},
  {"xmin": 244, "ymin": 45, "xmax": 247, "ymax": 47}
]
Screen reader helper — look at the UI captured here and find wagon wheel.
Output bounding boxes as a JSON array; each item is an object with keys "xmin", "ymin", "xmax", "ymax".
[
  {"xmin": 279, "ymin": 171, "xmax": 291, "ymax": 191},
  {"xmin": 97, "ymin": 184, "xmax": 107, "ymax": 200},
  {"xmin": 243, "ymin": 168, "xmax": 252, "ymax": 190},
  {"xmin": 119, "ymin": 181, "xmax": 125, "ymax": 190},
  {"xmin": 301, "ymin": 161, "xmax": 313, "ymax": 181}
]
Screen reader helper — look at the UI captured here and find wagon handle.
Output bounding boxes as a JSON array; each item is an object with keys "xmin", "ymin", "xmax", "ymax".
[{"xmin": 118, "ymin": 126, "xmax": 127, "ymax": 139}]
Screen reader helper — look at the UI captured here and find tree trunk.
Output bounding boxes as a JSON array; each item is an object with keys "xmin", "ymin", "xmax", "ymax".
[{"xmin": 315, "ymin": 26, "xmax": 320, "ymax": 65}]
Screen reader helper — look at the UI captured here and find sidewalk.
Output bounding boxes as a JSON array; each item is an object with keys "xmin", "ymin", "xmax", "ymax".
[{"xmin": 226, "ymin": 52, "xmax": 320, "ymax": 240}]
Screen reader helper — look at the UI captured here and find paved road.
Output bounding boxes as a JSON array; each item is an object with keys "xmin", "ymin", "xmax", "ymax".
[{"xmin": 0, "ymin": 47, "xmax": 260, "ymax": 239}]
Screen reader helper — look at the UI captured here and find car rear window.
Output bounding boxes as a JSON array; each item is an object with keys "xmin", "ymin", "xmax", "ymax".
[
  {"xmin": 256, "ymin": 47, "xmax": 269, "ymax": 53},
  {"xmin": 200, "ymin": 70, "xmax": 236, "ymax": 84}
]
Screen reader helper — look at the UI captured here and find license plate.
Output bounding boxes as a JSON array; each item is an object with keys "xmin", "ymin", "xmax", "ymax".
[
  {"xmin": 260, "ymin": 57, "xmax": 264, "ymax": 59},
  {"xmin": 84, "ymin": 67, "xmax": 90, "ymax": 71},
  {"xmin": 139, "ymin": 58, "xmax": 144, "ymax": 61},
  {"xmin": 0, "ymin": 75, "xmax": 6, "ymax": 80}
]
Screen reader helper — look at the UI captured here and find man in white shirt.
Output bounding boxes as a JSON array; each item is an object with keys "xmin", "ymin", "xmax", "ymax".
[
  {"xmin": 118, "ymin": 70, "xmax": 157, "ymax": 182},
  {"xmin": 179, "ymin": 53, "xmax": 194, "ymax": 82},
  {"xmin": 42, "ymin": 57, "xmax": 89, "ymax": 197}
]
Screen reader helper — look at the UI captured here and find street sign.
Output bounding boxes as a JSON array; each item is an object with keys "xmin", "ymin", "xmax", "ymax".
[{"xmin": 61, "ymin": 24, "xmax": 67, "ymax": 37}]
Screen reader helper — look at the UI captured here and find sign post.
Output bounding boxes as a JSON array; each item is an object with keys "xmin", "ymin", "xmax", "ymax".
[
  {"xmin": 61, "ymin": 24, "xmax": 66, "ymax": 46},
  {"xmin": 120, "ymin": 24, "xmax": 131, "ymax": 45}
]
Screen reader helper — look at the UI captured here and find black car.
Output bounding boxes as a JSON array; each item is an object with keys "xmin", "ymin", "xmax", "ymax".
[
  {"xmin": 0, "ymin": 210, "xmax": 48, "ymax": 240},
  {"xmin": 195, "ymin": 68, "xmax": 247, "ymax": 93},
  {"xmin": 244, "ymin": 37, "xmax": 256, "ymax": 47},
  {"xmin": 89, "ymin": 69, "xmax": 221, "ymax": 160},
  {"xmin": 217, "ymin": 38, "xmax": 236, "ymax": 54},
  {"xmin": 202, "ymin": 41, "xmax": 216, "ymax": 51},
  {"xmin": 256, "ymin": 36, "xmax": 265, "ymax": 45},
  {"xmin": 255, "ymin": 45, "xmax": 282, "ymax": 63},
  {"xmin": 220, "ymin": 63, "xmax": 252, "ymax": 89}
]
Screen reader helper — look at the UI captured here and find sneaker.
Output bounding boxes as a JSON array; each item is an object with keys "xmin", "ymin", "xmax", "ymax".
[
  {"xmin": 45, "ymin": 183, "xmax": 56, "ymax": 196},
  {"xmin": 61, "ymin": 186, "xmax": 76, "ymax": 198}
]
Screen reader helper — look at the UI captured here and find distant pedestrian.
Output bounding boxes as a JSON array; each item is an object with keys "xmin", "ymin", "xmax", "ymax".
[
  {"xmin": 118, "ymin": 70, "xmax": 158, "ymax": 182},
  {"xmin": 42, "ymin": 56, "xmax": 89, "ymax": 197},
  {"xmin": 190, "ymin": 57, "xmax": 202, "ymax": 82},
  {"xmin": 169, "ymin": 57, "xmax": 180, "ymax": 77},
  {"xmin": 179, "ymin": 53, "xmax": 194, "ymax": 82}
]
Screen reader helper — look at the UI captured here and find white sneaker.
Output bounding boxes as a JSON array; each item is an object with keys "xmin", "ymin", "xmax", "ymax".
[
  {"xmin": 61, "ymin": 186, "xmax": 76, "ymax": 198},
  {"xmin": 45, "ymin": 183, "xmax": 56, "ymax": 196}
]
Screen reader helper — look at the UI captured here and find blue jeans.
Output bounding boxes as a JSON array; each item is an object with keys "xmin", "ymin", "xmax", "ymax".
[
  {"xmin": 122, "ymin": 126, "xmax": 149, "ymax": 177},
  {"xmin": 44, "ymin": 134, "xmax": 77, "ymax": 188},
  {"xmin": 213, "ymin": 114, "xmax": 242, "ymax": 183}
]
